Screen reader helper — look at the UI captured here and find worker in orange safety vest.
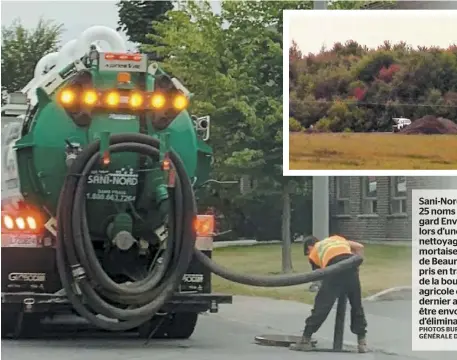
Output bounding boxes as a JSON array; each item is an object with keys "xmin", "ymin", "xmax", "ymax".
[{"xmin": 291, "ymin": 235, "xmax": 368, "ymax": 353}]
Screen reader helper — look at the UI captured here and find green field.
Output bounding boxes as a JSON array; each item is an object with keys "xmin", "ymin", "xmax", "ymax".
[
  {"xmin": 289, "ymin": 133, "xmax": 457, "ymax": 170},
  {"xmin": 212, "ymin": 243, "xmax": 411, "ymax": 304}
]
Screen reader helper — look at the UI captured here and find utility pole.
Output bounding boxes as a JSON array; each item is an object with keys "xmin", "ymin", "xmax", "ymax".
[
  {"xmin": 314, "ymin": 1, "xmax": 328, "ymax": 10},
  {"xmin": 396, "ymin": 1, "xmax": 457, "ymax": 9},
  {"xmin": 312, "ymin": 177, "xmax": 329, "ymax": 240},
  {"xmin": 311, "ymin": 1, "xmax": 329, "ymax": 241}
]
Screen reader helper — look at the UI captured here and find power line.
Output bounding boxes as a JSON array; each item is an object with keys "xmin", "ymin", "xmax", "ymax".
[{"xmin": 295, "ymin": 99, "xmax": 457, "ymax": 109}]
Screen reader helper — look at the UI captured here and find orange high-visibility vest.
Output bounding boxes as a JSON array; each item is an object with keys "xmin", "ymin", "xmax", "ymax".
[{"xmin": 308, "ymin": 235, "xmax": 352, "ymax": 269}]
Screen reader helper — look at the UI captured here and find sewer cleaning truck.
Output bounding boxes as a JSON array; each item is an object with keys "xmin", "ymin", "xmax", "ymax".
[
  {"xmin": 1, "ymin": 25, "xmax": 361, "ymax": 340},
  {"xmin": 1, "ymin": 25, "xmax": 228, "ymax": 339}
]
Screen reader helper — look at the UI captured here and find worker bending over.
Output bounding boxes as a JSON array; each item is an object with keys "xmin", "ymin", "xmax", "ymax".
[{"xmin": 291, "ymin": 235, "xmax": 368, "ymax": 353}]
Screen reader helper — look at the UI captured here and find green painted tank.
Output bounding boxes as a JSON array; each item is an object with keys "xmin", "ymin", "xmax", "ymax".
[{"xmin": 12, "ymin": 39, "xmax": 212, "ymax": 240}]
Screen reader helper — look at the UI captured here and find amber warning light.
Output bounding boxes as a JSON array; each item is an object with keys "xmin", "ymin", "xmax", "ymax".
[
  {"xmin": 194, "ymin": 215, "xmax": 215, "ymax": 237},
  {"xmin": 57, "ymin": 88, "xmax": 189, "ymax": 113}
]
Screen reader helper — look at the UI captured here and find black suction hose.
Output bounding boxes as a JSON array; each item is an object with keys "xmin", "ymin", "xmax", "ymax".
[{"xmin": 56, "ymin": 133, "xmax": 363, "ymax": 331}]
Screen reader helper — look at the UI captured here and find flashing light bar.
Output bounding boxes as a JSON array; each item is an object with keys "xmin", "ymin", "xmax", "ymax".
[{"xmin": 56, "ymin": 88, "xmax": 189, "ymax": 112}]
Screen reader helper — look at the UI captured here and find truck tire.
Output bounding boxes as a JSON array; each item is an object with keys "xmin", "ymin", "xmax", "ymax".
[
  {"xmin": 165, "ymin": 312, "xmax": 199, "ymax": 339},
  {"xmin": 138, "ymin": 312, "xmax": 199, "ymax": 339},
  {"xmin": 1, "ymin": 311, "xmax": 17, "ymax": 338},
  {"xmin": 1, "ymin": 311, "xmax": 42, "ymax": 339},
  {"xmin": 138, "ymin": 316, "xmax": 168, "ymax": 339}
]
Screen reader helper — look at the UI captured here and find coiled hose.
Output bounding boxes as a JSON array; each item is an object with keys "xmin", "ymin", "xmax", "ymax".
[{"xmin": 56, "ymin": 133, "xmax": 363, "ymax": 331}]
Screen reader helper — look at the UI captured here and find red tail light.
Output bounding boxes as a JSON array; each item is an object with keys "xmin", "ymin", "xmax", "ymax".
[
  {"xmin": 194, "ymin": 215, "xmax": 215, "ymax": 237},
  {"xmin": 1, "ymin": 201, "xmax": 45, "ymax": 234}
]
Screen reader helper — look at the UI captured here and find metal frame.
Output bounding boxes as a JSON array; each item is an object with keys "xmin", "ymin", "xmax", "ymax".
[{"xmin": 1, "ymin": 292, "xmax": 232, "ymax": 315}]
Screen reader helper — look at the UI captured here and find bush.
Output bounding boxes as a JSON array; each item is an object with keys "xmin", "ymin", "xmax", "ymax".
[
  {"xmin": 197, "ymin": 189, "xmax": 312, "ymax": 242},
  {"xmin": 289, "ymin": 117, "xmax": 302, "ymax": 132},
  {"xmin": 223, "ymin": 193, "xmax": 313, "ymax": 241}
]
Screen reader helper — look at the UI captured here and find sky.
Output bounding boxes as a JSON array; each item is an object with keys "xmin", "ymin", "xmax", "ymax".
[
  {"xmin": 288, "ymin": 9, "xmax": 457, "ymax": 55},
  {"xmin": 1, "ymin": 0, "xmax": 221, "ymax": 49}
]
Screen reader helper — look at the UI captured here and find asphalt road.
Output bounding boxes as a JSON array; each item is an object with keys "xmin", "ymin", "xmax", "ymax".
[
  {"xmin": 2, "ymin": 296, "xmax": 456, "ymax": 360},
  {"xmin": 1, "ymin": 311, "xmax": 353, "ymax": 360},
  {"xmin": 2, "ymin": 314, "xmax": 297, "ymax": 360}
]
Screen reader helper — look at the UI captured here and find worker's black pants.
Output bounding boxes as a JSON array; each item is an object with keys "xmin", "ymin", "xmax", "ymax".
[{"xmin": 303, "ymin": 255, "xmax": 367, "ymax": 338}]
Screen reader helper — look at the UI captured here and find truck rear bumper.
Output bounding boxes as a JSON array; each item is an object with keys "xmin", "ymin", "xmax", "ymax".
[{"xmin": 1, "ymin": 292, "xmax": 233, "ymax": 314}]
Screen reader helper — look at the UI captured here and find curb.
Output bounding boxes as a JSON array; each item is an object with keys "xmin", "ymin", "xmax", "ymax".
[
  {"xmin": 214, "ymin": 240, "xmax": 259, "ymax": 248},
  {"xmin": 214, "ymin": 239, "xmax": 288, "ymax": 248},
  {"xmin": 364, "ymin": 286, "xmax": 411, "ymax": 301},
  {"xmin": 213, "ymin": 239, "xmax": 411, "ymax": 249}
]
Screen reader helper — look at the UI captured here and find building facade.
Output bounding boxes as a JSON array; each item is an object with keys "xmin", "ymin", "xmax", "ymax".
[{"xmin": 328, "ymin": 176, "xmax": 457, "ymax": 242}]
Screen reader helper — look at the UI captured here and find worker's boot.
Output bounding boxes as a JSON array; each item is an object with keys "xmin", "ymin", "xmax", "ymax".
[
  {"xmin": 357, "ymin": 336, "xmax": 367, "ymax": 353},
  {"xmin": 289, "ymin": 336, "xmax": 314, "ymax": 351}
]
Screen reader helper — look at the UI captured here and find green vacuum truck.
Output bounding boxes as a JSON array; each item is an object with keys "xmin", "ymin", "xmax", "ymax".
[
  {"xmin": 1, "ymin": 25, "xmax": 230, "ymax": 339},
  {"xmin": 1, "ymin": 25, "xmax": 362, "ymax": 341}
]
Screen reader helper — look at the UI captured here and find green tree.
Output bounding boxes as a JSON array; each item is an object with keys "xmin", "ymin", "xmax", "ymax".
[
  {"xmin": 144, "ymin": 1, "xmax": 292, "ymax": 271},
  {"xmin": 358, "ymin": 0, "xmax": 397, "ymax": 9},
  {"xmin": 116, "ymin": 0, "xmax": 173, "ymax": 59},
  {"xmin": 1, "ymin": 18, "xmax": 63, "ymax": 96},
  {"xmin": 290, "ymin": 31, "xmax": 457, "ymax": 132},
  {"xmin": 146, "ymin": 0, "xmax": 377, "ymax": 273}
]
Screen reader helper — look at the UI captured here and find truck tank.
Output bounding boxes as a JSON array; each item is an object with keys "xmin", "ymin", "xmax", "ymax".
[{"xmin": 1, "ymin": 25, "xmax": 362, "ymax": 340}]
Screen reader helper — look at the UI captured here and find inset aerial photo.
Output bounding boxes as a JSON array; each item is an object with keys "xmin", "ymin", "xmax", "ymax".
[{"xmin": 286, "ymin": 10, "xmax": 457, "ymax": 171}]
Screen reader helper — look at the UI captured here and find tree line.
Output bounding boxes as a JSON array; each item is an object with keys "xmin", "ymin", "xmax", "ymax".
[{"xmin": 289, "ymin": 39, "xmax": 457, "ymax": 133}]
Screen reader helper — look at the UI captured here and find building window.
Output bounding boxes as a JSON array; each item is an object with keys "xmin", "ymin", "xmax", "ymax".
[
  {"xmin": 390, "ymin": 176, "xmax": 407, "ymax": 214},
  {"xmin": 336, "ymin": 177, "xmax": 350, "ymax": 214},
  {"xmin": 361, "ymin": 177, "xmax": 377, "ymax": 214}
]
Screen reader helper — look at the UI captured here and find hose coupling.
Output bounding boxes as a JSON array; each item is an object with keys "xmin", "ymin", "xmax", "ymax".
[{"xmin": 71, "ymin": 264, "xmax": 86, "ymax": 281}]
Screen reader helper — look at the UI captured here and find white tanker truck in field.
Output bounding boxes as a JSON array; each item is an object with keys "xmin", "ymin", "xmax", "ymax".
[{"xmin": 392, "ymin": 117, "xmax": 412, "ymax": 132}]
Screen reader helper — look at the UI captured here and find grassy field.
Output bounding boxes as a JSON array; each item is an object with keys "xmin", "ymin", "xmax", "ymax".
[
  {"xmin": 289, "ymin": 133, "xmax": 457, "ymax": 170},
  {"xmin": 211, "ymin": 243, "xmax": 411, "ymax": 304}
]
